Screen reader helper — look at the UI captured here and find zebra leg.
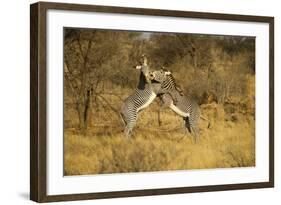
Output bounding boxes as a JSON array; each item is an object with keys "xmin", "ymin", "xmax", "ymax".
[
  {"xmin": 123, "ymin": 112, "xmax": 138, "ymax": 138},
  {"xmin": 183, "ymin": 117, "xmax": 192, "ymax": 139},
  {"xmin": 190, "ymin": 125, "xmax": 199, "ymax": 143},
  {"xmin": 121, "ymin": 102, "xmax": 138, "ymax": 138},
  {"xmin": 119, "ymin": 112, "xmax": 126, "ymax": 127},
  {"xmin": 124, "ymin": 123, "xmax": 135, "ymax": 138},
  {"xmin": 124, "ymin": 116, "xmax": 137, "ymax": 138},
  {"xmin": 182, "ymin": 119, "xmax": 187, "ymax": 134},
  {"xmin": 184, "ymin": 117, "xmax": 192, "ymax": 136}
]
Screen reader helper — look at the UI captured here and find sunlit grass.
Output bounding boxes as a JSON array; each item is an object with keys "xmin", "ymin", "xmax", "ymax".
[{"xmin": 64, "ymin": 102, "xmax": 255, "ymax": 176}]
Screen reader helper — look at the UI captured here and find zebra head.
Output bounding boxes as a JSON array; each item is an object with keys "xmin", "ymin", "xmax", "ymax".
[
  {"xmin": 134, "ymin": 54, "xmax": 148, "ymax": 70},
  {"xmin": 148, "ymin": 68, "xmax": 178, "ymax": 94},
  {"xmin": 134, "ymin": 54, "xmax": 151, "ymax": 86},
  {"xmin": 148, "ymin": 69, "xmax": 172, "ymax": 83}
]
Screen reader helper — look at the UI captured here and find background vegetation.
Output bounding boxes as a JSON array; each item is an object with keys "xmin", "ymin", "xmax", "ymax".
[{"xmin": 63, "ymin": 28, "xmax": 255, "ymax": 175}]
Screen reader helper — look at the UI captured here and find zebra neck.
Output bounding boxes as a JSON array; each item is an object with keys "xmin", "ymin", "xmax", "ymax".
[{"xmin": 136, "ymin": 92, "xmax": 157, "ymax": 112}]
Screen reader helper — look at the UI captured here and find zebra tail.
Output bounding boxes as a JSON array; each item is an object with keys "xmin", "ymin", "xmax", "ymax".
[{"xmin": 200, "ymin": 115, "xmax": 211, "ymax": 128}]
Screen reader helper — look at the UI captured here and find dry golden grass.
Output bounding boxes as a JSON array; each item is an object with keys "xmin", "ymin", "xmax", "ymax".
[{"xmin": 64, "ymin": 101, "xmax": 255, "ymax": 176}]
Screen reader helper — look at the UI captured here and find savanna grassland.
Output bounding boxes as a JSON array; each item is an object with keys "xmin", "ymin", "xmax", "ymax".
[{"xmin": 63, "ymin": 28, "xmax": 255, "ymax": 175}]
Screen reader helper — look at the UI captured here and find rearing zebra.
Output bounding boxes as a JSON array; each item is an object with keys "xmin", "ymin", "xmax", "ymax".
[
  {"xmin": 120, "ymin": 55, "xmax": 161, "ymax": 137},
  {"xmin": 149, "ymin": 69, "xmax": 210, "ymax": 141}
]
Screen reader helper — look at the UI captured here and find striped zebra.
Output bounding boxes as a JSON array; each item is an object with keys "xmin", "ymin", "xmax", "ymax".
[
  {"xmin": 149, "ymin": 69, "xmax": 210, "ymax": 142},
  {"xmin": 120, "ymin": 55, "xmax": 161, "ymax": 137}
]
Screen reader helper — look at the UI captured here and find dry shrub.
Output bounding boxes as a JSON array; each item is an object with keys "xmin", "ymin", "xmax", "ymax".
[
  {"xmin": 64, "ymin": 101, "xmax": 255, "ymax": 175},
  {"xmin": 63, "ymin": 29, "xmax": 256, "ymax": 176}
]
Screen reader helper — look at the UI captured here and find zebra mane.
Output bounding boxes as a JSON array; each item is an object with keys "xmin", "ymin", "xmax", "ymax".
[
  {"xmin": 166, "ymin": 73, "xmax": 176, "ymax": 86},
  {"xmin": 161, "ymin": 68, "xmax": 175, "ymax": 85},
  {"xmin": 165, "ymin": 71, "xmax": 184, "ymax": 95}
]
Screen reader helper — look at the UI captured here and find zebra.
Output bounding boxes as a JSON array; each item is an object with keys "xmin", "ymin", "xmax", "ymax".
[
  {"xmin": 149, "ymin": 69, "xmax": 210, "ymax": 142},
  {"xmin": 120, "ymin": 55, "xmax": 161, "ymax": 137}
]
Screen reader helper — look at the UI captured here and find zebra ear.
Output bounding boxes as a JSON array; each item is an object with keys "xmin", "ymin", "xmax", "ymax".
[{"xmin": 164, "ymin": 71, "xmax": 171, "ymax": 75}]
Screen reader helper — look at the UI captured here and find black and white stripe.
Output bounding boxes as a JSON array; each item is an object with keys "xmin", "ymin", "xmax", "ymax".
[
  {"xmin": 121, "ymin": 59, "xmax": 157, "ymax": 137},
  {"xmin": 150, "ymin": 70, "xmax": 209, "ymax": 141}
]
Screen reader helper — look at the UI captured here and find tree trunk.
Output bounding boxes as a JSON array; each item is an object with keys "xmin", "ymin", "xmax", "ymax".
[
  {"xmin": 83, "ymin": 88, "xmax": 92, "ymax": 130},
  {"xmin": 75, "ymin": 38, "xmax": 94, "ymax": 133},
  {"xmin": 76, "ymin": 88, "xmax": 92, "ymax": 134}
]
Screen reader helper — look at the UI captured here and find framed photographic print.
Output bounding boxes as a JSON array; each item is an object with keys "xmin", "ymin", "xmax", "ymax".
[{"xmin": 30, "ymin": 1, "xmax": 274, "ymax": 202}]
